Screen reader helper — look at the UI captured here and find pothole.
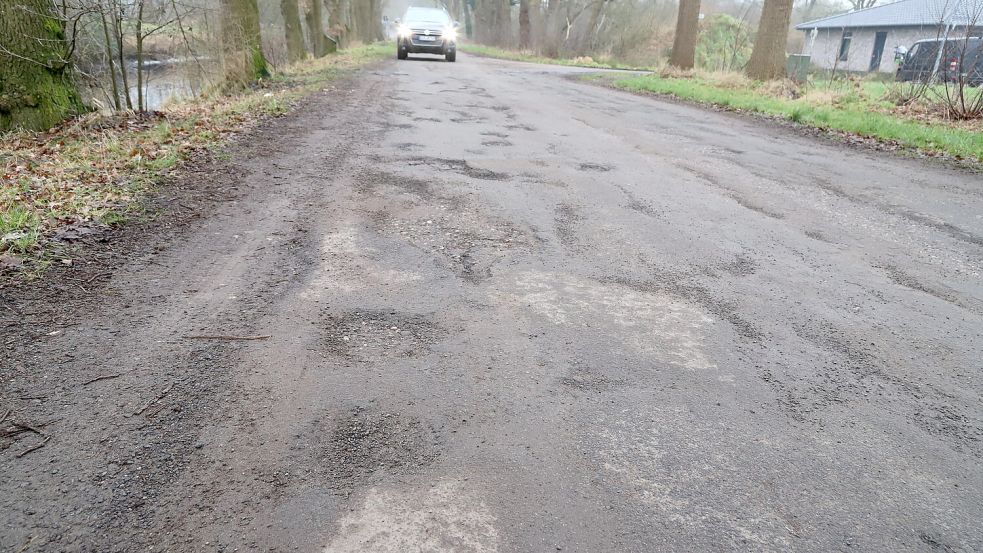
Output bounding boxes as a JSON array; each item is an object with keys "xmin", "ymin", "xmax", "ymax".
[
  {"xmin": 322, "ymin": 309, "xmax": 442, "ymax": 359},
  {"xmin": 559, "ymin": 371, "xmax": 627, "ymax": 393},
  {"xmin": 554, "ymin": 203, "xmax": 585, "ymax": 249},
  {"xmin": 317, "ymin": 408, "xmax": 441, "ymax": 482},
  {"xmin": 578, "ymin": 162, "xmax": 613, "ymax": 172},
  {"xmin": 380, "ymin": 214, "xmax": 529, "ymax": 284},
  {"xmin": 404, "ymin": 156, "xmax": 509, "ymax": 181}
]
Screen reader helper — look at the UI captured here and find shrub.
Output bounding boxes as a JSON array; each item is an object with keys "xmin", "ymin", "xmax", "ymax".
[
  {"xmin": 759, "ymin": 79, "xmax": 802, "ymax": 99},
  {"xmin": 696, "ymin": 14, "xmax": 754, "ymax": 72}
]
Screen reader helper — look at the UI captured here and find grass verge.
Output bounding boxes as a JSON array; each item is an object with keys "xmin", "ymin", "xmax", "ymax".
[
  {"xmin": 609, "ymin": 73, "xmax": 983, "ymax": 164},
  {"xmin": 0, "ymin": 43, "xmax": 389, "ymax": 278}
]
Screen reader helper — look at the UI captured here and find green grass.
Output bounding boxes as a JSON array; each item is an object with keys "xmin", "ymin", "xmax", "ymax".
[
  {"xmin": 611, "ymin": 74, "xmax": 983, "ymax": 163},
  {"xmin": 459, "ymin": 43, "xmax": 656, "ymax": 71},
  {"xmin": 0, "ymin": 206, "xmax": 41, "ymax": 254}
]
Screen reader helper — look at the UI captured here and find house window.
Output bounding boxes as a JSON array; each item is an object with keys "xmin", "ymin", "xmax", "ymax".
[{"xmin": 839, "ymin": 31, "xmax": 853, "ymax": 61}]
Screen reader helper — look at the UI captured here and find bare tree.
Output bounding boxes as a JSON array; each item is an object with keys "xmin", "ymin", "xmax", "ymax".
[
  {"xmin": 669, "ymin": 0, "xmax": 701, "ymax": 69},
  {"xmin": 847, "ymin": 0, "xmax": 877, "ymax": 10},
  {"xmin": 746, "ymin": 0, "xmax": 794, "ymax": 79},
  {"xmin": 582, "ymin": 0, "xmax": 610, "ymax": 53},
  {"xmin": 931, "ymin": 3, "xmax": 983, "ymax": 119}
]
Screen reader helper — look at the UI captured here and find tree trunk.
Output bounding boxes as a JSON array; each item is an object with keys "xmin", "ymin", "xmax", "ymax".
[
  {"xmin": 113, "ymin": 2, "xmax": 133, "ymax": 110},
  {"xmin": 136, "ymin": 0, "xmax": 146, "ymax": 111},
  {"xmin": 305, "ymin": 0, "xmax": 327, "ymax": 57},
  {"xmin": 0, "ymin": 0, "xmax": 85, "ymax": 131},
  {"xmin": 746, "ymin": 0, "xmax": 793, "ymax": 80},
  {"xmin": 370, "ymin": 0, "xmax": 383, "ymax": 41},
  {"xmin": 326, "ymin": 0, "xmax": 347, "ymax": 47},
  {"xmin": 463, "ymin": 0, "xmax": 474, "ymax": 39},
  {"xmin": 669, "ymin": 0, "xmax": 700, "ymax": 69},
  {"xmin": 350, "ymin": 0, "xmax": 379, "ymax": 43},
  {"xmin": 475, "ymin": 0, "xmax": 509, "ymax": 46},
  {"xmin": 543, "ymin": 0, "xmax": 563, "ymax": 57},
  {"xmin": 519, "ymin": 0, "xmax": 531, "ymax": 49},
  {"xmin": 99, "ymin": 6, "xmax": 122, "ymax": 111},
  {"xmin": 221, "ymin": 0, "xmax": 269, "ymax": 85},
  {"xmin": 281, "ymin": 0, "xmax": 306, "ymax": 62}
]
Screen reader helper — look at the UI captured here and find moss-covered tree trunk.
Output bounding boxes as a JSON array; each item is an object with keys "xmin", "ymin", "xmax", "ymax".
[
  {"xmin": 221, "ymin": 0, "xmax": 269, "ymax": 85},
  {"xmin": 746, "ymin": 0, "xmax": 793, "ymax": 80},
  {"xmin": 281, "ymin": 0, "xmax": 306, "ymax": 63},
  {"xmin": 0, "ymin": 0, "xmax": 85, "ymax": 131},
  {"xmin": 669, "ymin": 0, "xmax": 701, "ymax": 69}
]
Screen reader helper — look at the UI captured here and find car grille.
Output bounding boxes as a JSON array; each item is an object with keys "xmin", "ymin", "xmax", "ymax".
[
  {"xmin": 410, "ymin": 29, "xmax": 443, "ymax": 46},
  {"xmin": 411, "ymin": 29, "xmax": 443, "ymax": 38}
]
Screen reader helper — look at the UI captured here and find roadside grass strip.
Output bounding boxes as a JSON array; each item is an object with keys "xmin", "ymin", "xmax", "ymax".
[{"xmin": 612, "ymin": 74, "xmax": 983, "ymax": 163}]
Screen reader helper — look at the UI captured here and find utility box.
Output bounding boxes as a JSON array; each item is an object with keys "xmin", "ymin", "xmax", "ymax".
[{"xmin": 787, "ymin": 55, "xmax": 811, "ymax": 83}]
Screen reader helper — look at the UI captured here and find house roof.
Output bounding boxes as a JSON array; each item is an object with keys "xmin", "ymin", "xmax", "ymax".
[{"xmin": 795, "ymin": 0, "xmax": 983, "ymax": 30}]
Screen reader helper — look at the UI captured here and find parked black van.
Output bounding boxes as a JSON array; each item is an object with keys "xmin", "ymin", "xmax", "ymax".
[{"xmin": 896, "ymin": 37, "xmax": 983, "ymax": 86}]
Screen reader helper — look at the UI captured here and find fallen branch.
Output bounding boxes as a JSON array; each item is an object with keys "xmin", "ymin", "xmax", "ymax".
[
  {"xmin": 0, "ymin": 409, "xmax": 10, "ymax": 424},
  {"xmin": 82, "ymin": 374, "xmax": 121, "ymax": 386},
  {"xmin": 134, "ymin": 381, "xmax": 175, "ymax": 416},
  {"xmin": 86, "ymin": 272, "xmax": 111, "ymax": 284},
  {"xmin": 181, "ymin": 335, "xmax": 271, "ymax": 341},
  {"xmin": 16, "ymin": 435, "xmax": 51, "ymax": 458},
  {"xmin": 10, "ymin": 421, "xmax": 45, "ymax": 436}
]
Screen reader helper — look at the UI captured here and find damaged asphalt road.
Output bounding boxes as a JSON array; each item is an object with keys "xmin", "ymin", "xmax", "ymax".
[{"xmin": 2, "ymin": 53, "xmax": 982, "ymax": 552}]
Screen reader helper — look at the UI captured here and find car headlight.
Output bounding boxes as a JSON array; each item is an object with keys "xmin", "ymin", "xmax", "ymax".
[
  {"xmin": 397, "ymin": 25, "xmax": 412, "ymax": 38},
  {"xmin": 443, "ymin": 27, "xmax": 457, "ymax": 41}
]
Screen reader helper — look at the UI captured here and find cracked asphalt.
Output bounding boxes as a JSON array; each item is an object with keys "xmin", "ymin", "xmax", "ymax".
[{"xmin": 2, "ymin": 52, "xmax": 982, "ymax": 552}]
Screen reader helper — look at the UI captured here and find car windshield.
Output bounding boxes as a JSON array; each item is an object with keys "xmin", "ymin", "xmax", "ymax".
[{"xmin": 404, "ymin": 7, "xmax": 449, "ymax": 26}]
